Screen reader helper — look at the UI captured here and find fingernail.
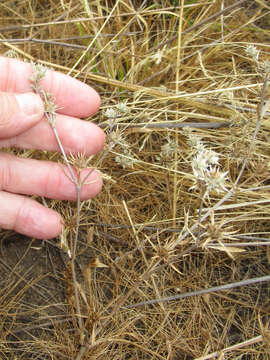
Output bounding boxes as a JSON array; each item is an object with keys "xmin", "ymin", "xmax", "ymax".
[{"xmin": 16, "ymin": 93, "xmax": 44, "ymax": 117}]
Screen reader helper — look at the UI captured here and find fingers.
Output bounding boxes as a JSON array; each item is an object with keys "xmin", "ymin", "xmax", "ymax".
[
  {"xmin": 0, "ymin": 92, "xmax": 44, "ymax": 139},
  {"xmin": 0, "ymin": 191, "xmax": 63, "ymax": 239},
  {"xmin": 0, "ymin": 113, "xmax": 105, "ymax": 155},
  {"xmin": 0, "ymin": 57, "xmax": 104, "ymax": 240},
  {"xmin": 0, "ymin": 57, "xmax": 100, "ymax": 118},
  {"xmin": 0, "ymin": 153, "xmax": 103, "ymax": 201}
]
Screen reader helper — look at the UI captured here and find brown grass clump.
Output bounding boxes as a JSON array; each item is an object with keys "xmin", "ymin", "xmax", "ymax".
[{"xmin": 1, "ymin": 0, "xmax": 270, "ymax": 359}]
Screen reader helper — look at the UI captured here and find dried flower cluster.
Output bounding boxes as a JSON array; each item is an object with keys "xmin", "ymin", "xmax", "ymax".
[
  {"xmin": 104, "ymin": 101, "xmax": 129, "ymax": 119},
  {"xmin": 246, "ymin": 45, "xmax": 270, "ymax": 78},
  {"xmin": 105, "ymin": 102, "xmax": 137, "ymax": 168},
  {"xmin": 156, "ymin": 135, "xmax": 179, "ymax": 166},
  {"xmin": 30, "ymin": 62, "xmax": 58, "ymax": 116},
  {"xmin": 184, "ymin": 128, "xmax": 228, "ymax": 198}
]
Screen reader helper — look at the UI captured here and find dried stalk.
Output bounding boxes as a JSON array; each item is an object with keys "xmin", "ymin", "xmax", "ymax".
[
  {"xmin": 30, "ymin": 64, "xmax": 112, "ymax": 338},
  {"xmin": 194, "ymin": 335, "xmax": 263, "ymax": 360}
]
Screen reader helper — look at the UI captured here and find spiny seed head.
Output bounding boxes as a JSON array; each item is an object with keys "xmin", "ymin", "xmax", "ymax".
[
  {"xmin": 246, "ymin": 45, "xmax": 259, "ymax": 61},
  {"xmin": 30, "ymin": 61, "xmax": 47, "ymax": 84},
  {"xmin": 116, "ymin": 102, "xmax": 129, "ymax": 114},
  {"xmin": 105, "ymin": 108, "xmax": 118, "ymax": 119},
  {"xmin": 160, "ymin": 138, "xmax": 178, "ymax": 158}
]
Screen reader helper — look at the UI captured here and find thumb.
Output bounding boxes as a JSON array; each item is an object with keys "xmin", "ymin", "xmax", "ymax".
[{"xmin": 0, "ymin": 92, "xmax": 44, "ymax": 139}]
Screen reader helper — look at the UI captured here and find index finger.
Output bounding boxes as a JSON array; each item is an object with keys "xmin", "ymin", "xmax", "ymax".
[{"xmin": 0, "ymin": 57, "xmax": 101, "ymax": 118}]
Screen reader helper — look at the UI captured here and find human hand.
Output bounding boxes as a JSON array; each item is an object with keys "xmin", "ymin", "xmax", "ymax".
[{"xmin": 0, "ymin": 57, "xmax": 105, "ymax": 240}]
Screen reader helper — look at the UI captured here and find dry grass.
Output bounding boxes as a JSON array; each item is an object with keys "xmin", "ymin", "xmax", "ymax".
[{"xmin": 1, "ymin": 0, "xmax": 270, "ymax": 359}]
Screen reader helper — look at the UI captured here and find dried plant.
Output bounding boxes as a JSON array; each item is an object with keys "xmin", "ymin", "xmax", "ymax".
[{"xmin": 1, "ymin": 1, "xmax": 270, "ymax": 359}]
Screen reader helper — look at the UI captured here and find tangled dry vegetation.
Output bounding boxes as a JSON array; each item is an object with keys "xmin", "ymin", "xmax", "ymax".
[{"xmin": 1, "ymin": 0, "xmax": 270, "ymax": 359}]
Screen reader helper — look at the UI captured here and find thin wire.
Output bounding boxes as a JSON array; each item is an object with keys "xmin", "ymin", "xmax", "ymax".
[{"xmin": 124, "ymin": 275, "xmax": 270, "ymax": 309}]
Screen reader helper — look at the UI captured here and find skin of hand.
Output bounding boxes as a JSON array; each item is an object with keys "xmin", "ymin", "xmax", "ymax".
[{"xmin": 0, "ymin": 57, "xmax": 105, "ymax": 240}]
